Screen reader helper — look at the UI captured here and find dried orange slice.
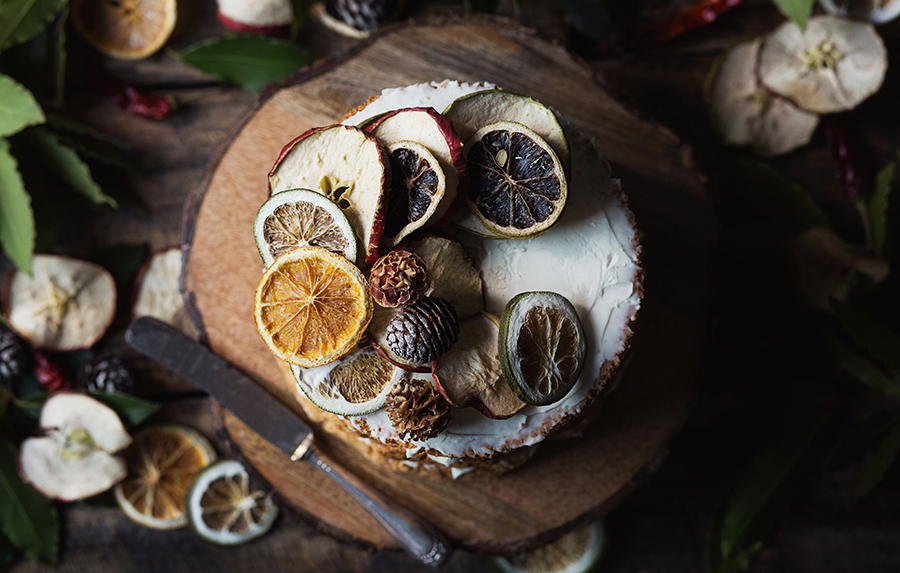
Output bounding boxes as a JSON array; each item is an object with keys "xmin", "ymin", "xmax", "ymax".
[
  {"xmin": 71, "ymin": 0, "xmax": 177, "ymax": 60},
  {"xmin": 254, "ymin": 247, "xmax": 373, "ymax": 368},
  {"xmin": 114, "ymin": 424, "xmax": 217, "ymax": 530}
]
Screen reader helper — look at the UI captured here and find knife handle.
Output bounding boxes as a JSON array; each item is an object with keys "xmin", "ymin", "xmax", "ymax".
[{"xmin": 306, "ymin": 450, "xmax": 451, "ymax": 567}]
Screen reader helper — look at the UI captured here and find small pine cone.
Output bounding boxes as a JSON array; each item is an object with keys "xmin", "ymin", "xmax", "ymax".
[
  {"xmin": 76, "ymin": 354, "xmax": 135, "ymax": 394},
  {"xmin": 369, "ymin": 250, "xmax": 430, "ymax": 308},
  {"xmin": 0, "ymin": 324, "xmax": 32, "ymax": 384},
  {"xmin": 386, "ymin": 297, "xmax": 459, "ymax": 364},
  {"xmin": 325, "ymin": 0, "xmax": 399, "ymax": 32},
  {"xmin": 386, "ymin": 376, "xmax": 451, "ymax": 441}
]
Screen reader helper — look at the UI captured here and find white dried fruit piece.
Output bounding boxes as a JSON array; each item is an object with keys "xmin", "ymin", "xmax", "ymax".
[
  {"xmin": 403, "ymin": 235, "xmax": 484, "ymax": 320},
  {"xmin": 758, "ymin": 15, "xmax": 887, "ymax": 114},
  {"xmin": 5, "ymin": 254, "xmax": 116, "ymax": 351},
  {"xmin": 19, "ymin": 393, "xmax": 131, "ymax": 501},
  {"xmin": 133, "ymin": 247, "xmax": 200, "ymax": 339},
  {"xmin": 818, "ymin": 0, "xmax": 900, "ymax": 25},
  {"xmin": 707, "ymin": 39, "xmax": 819, "ymax": 157},
  {"xmin": 216, "ymin": 0, "xmax": 293, "ymax": 35}
]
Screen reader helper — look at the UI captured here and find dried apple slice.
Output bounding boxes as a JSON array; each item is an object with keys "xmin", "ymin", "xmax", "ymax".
[
  {"xmin": 216, "ymin": 0, "xmax": 293, "ymax": 35},
  {"xmin": 403, "ymin": 235, "xmax": 484, "ymax": 320},
  {"xmin": 133, "ymin": 247, "xmax": 200, "ymax": 339},
  {"xmin": 432, "ymin": 313, "xmax": 525, "ymax": 419},
  {"xmin": 365, "ymin": 107, "xmax": 468, "ymax": 226},
  {"xmin": 382, "ymin": 141, "xmax": 446, "ymax": 246},
  {"xmin": 5, "ymin": 254, "xmax": 116, "ymax": 351},
  {"xmin": 268, "ymin": 125, "xmax": 390, "ymax": 265}
]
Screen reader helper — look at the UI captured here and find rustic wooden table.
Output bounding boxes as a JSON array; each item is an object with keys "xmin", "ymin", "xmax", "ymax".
[{"xmin": 11, "ymin": 1, "xmax": 900, "ymax": 571}]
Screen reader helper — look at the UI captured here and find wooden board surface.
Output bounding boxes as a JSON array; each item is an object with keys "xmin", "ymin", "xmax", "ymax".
[{"xmin": 182, "ymin": 13, "xmax": 716, "ymax": 554}]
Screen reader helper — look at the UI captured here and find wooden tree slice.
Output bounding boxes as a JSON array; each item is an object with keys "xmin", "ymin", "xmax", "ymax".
[{"xmin": 182, "ymin": 13, "xmax": 715, "ymax": 554}]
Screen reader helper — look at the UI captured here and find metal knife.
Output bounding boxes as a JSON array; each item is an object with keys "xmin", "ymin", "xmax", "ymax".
[{"xmin": 125, "ymin": 316, "xmax": 450, "ymax": 567}]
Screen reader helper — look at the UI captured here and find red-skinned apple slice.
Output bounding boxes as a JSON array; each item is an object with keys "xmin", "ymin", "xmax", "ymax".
[
  {"xmin": 132, "ymin": 247, "xmax": 200, "ymax": 339},
  {"xmin": 432, "ymin": 314, "xmax": 525, "ymax": 419},
  {"xmin": 269, "ymin": 125, "xmax": 390, "ymax": 265},
  {"xmin": 401, "ymin": 234, "xmax": 484, "ymax": 320},
  {"xmin": 216, "ymin": 0, "xmax": 292, "ymax": 35},
  {"xmin": 364, "ymin": 108, "xmax": 468, "ymax": 226}
]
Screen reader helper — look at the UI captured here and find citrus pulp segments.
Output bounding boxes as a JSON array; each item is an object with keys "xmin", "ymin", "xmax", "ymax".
[
  {"xmin": 499, "ymin": 291, "xmax": 587, "ymax": 407},
  {"xmin": 290, "ymin": 346, "xmax": 395, "ymax": 416},
  {"xmin": 443, "ymin": 88, "xmax": 570, "ymax": 172},
  {"xmin": 71, "ymin": 0, "xmax": 177, "ymax": 60},
  {"xmin": 253, "ymin": 188, "xmax": 358, "ymax": 266},
  {"xmin": 465, "ymin": 121, "xmax": 568, "ymax": 239},
  {"xmin": 268, "ymin": 125, "xmax": 390, "ymax": 265},
  {"xmin": 114, "ymin": 424, "xmax": 218, "ymax": 530},
  {"xmin": 382, "ymin": 141, "xmax": 447, "ymax": 246},
  {"xmin": 254, "ymin": 247, "xmax": 373, "ymax": 368},
  {"xmin": 186, "ymin": 459, "xmax": 279, "ymax": 546}
]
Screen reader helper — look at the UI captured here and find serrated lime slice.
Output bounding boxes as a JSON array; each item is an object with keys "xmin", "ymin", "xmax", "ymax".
[
  {"xmin": 291, "ymin": 346, "xmax": 395, "ymax": 415},
  {"xmin": 253, "ymin": 188, "xmax": 357, "ymax": 267},
  {"xmin": 499, "ymin": 292, "xmax": 586, "ymax": 406},
  {"xmin": 493, "ymin": 520, "xmax": 606, "ymax": 573},
  {"xmin": 185, "ymin": 459, "xmax": 279, "ymax": 546}
]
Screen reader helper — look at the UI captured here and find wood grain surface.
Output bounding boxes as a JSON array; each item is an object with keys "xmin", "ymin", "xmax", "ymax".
[{"xmin": 182, "ymin": 13, "xmax": 716, "ymax": 553}]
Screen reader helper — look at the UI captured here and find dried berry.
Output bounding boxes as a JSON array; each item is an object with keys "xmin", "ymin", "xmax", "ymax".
[
  {"xmin": 76, "ymin": 354, "xmax": 136, "ymax": 394},
  {"xmin": 385, "ymin": 376, "xmax": 451, "ymax": 441},
  {"xmin": 34, "ymin": 352, "xmax": 71, "ymax": 393},
  {"xmin": 0, "ymin": 324, "xmax": 33, "ymax": 384},
  {"xmin": 369, "ymin": 250, "xmax": 430, "ymax": 308},
  {"xmin": 386, "ymin": 297, "xmax": 459, "ymax": 365}
]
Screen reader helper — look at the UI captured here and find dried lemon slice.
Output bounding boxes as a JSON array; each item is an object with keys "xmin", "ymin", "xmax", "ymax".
[
  {"xmin": 493, "ymin": 520, "xmax": 606, "ymax": 573},
  {"xmin": 254, "ymin": 247, "xmax": 372, "ymax": 368},
  {"xmin": 253, "ymin": 189, "xmax": 357, "ymax": 267},
  {"xmin": 114, "ymin": 424, "xmax": 217, "ymax": 530},
  {"xmin": 185, "ymin": 459, "xmax": 278, "ymax": 546},
  {"xmin": 291, "ymin": 347, "xmax": 395, "ymax": 415},
  {"xmin": 71, "ymin": 0, "xmax": 177, "ymax": 60},
  {"xmin": 383, "ymin": 140, "xmax": 446, "ymax": 246},
  {"xmin": 465, "ymin": 121, "xmax": 567, "ymax": 239},
  {"xmin": 499, "ymin": 291, "xmax": 586, "ymax": 406}
]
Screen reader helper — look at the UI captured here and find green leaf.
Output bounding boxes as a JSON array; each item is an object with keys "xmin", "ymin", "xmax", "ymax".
[
  {"xmin": 45, "ymin": 113, "xmax": 134, "ymax": 172},
  {"xmin": 179, "ymin": 35, "xmax": 313, "ymax": 92},
  {"xmin": 855, "ymin": 423, "xmax": 900, "ymax": 499},
  {"xmin": 741, "ymin": 159, "xmax": 830, "ymax": 240},
  {"xmin": 0, "ymin": 73, "xmax": 44, "ymax": 138},
  {"xmin": 45, "ymin": 113, "xmax": 130, "ymax": 149},
  {"xmin": 53, "ymin": 6, "xmax": 66, "ymax": 107},
  {"xmin": 718, "ymin": 414, "xmax": 828, "ymax": 565},
  {"xmin": 826, "ymin": 408, "xmax": 900, "ymax": 472},
  {"xmin": 771, "ymin": 0, "xmax": 816, "ymax": 29},
  {"xmin": 0, "ymin": 138, "xmax": 35, "ymax": 274},
  {"xmin": 869, "ymin": 161, "xmax": 894, "ymax": 256},
  {"xmin": 0, "ymin": 434, "xmax": 59, "ymax": 566},
  {"xmin": 831, "ymin": 299, "xmax": 900, "ymax": 375},
  {"xmin": 0, "ymin": 529, "xmax": 18, "ymax": 573},
  {"xmin": 289, "ymin": 0, "xmax": 315, "ymax": 40},
  {"xmin": 824, "ymin": 332, "xmax": 900, "ymax": 399},
  {"xmin": 0, "ymin": 0, "xmax": 68, "ymax": 53},
  {"xmin": 88, "ymin": 392, "xmax": 160, "ymax": 426},
  {"xmin": 26, "ymin": 127, "xmax": 118, "ymax": 208},
  {"xmin": 12, "ymin": 392, "xmax": 47, "ymax": 419},
  {"xmin": 90, "ymin": 243, "xmax": 150, "ymax": 286}
]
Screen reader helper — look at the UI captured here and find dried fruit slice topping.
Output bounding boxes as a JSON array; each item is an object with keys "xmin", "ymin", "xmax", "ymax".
[
  {"xmin": 114, "ymin": 424, "xmax": 217, "ymax": 530},
  {"xmin": 253, "ymin": 188, "xmax": 357, "ymax": 266},
  {"xmin": 71, "ymin": 0, "xmax": 177, "ymax": 60},
  {"xmin": 466, "ymin": 121, "xmax": 567, "ymax": 238},
  {"xmin": 185, "ymin": 459, "xmax": 279, "ymax": 546},
  {"xmin": 5, "ymin": 254, "xmax": 116, "ymax": 351},
  {"xmin": 493, "ymin": 520, "xmax": 606, "ymax": 573},
  {"xmin": 254, "ymin": 247, "xmax": 372, "ymax": 368},
  {"xmin": 291, "ymin": 346, "xmax": 394, "ymax": 415},
  {"xmin": 383, "ymin": 141, "xmax": 446, "ymax": 246},
  {"xmin": 133, "ymin": 247, "xmax": 200, "ymax": 339},
  {"xmin": 268, "ymin": 125, "xmax": 390, "ymax": 265},
  {"xmin": 404, "ymin": 235, "xmax": 483, "ymax": 320},
  {"xmin": 499, "ymin": 292, "xmax": 586, "ymax": 407}
]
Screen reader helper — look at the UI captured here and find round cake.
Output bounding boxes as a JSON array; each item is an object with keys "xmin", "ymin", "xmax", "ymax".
[{"xmin": 254, "ymin": 80, "xmax": 642, "ymax": 479}]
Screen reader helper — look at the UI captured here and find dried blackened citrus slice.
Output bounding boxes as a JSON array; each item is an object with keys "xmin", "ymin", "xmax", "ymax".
[
  {"xmin": 290, "ymin": 346, "xmax": 395, "ymax": 415},
  {"xmin": 465, "ymin": 121, "xmax": 567, "ymax": 238},
  {"xmin": 383, "ymin": 141, "xmax": 446, "ymax": 246},
  {"xmin": 253, "ymin": 189, "xmax": 357, "ymax": 266}
]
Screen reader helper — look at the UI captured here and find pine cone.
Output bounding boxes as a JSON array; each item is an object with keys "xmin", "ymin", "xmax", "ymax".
[
  {"xmin": 369, "ymin": 250, "xmax": 430, "ymax": 308},
  {"xmin": 75, "ymin": 354, "xmax": 135, "ymax": 394},
  {"xmin": 386, "ymin": 297, "xmax": 459, "ymax": 364},
  {"xmin": 325, "ymin": 0, "xmax": 400, "ymax": 32},
  {"xmin": 0, "ymin": 324, "xmax": 32, "ymax": 384},
  {"xmin": 386, "ymin": 376, "xmax": 451, "ymax": 441}
]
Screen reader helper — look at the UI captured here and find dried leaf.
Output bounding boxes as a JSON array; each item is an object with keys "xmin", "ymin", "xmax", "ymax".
[
  {"xmin": 826, "ymin": 408, "xmax": 900, "ymax": 472},
  {"xmin": 771, "ymin": 0, "xmax": 816, "ymax": 29},
  {"xmin": 855, "ymin": 423, "xmax": 900, "ymax": 499},
  {"xmin": 0, "ymin": 434, "xmax": 58, "ymax": 566},
  {"xmin": 26, "ymin": 127, "xmax": 118, "ymax": 208},
  {"xmin": 52, "ymin": 6, "xmax": 65, "ymax": 107},
  {"xmin": 0, "ymin": 0, "xmax": 68, "ymax": 52},
  {"xmin": 87, "ymin": 391, "xmax": 160, "ymax": 426},
  {"xmin": 0, "ymin": 139, "xmax": 35, "ymax": 274},
  {"xmin": 824, "ymin": 332, "xmax": 900, "ymax": 398},
  {"xmin": 831, "ymin": 299, "xmax": 900, "ymax": 375},
  {"xmin": 741, "ymin": 159, "xmax": 831, "ymax": 240},
  {"xmin": 0, "ymin": 73, "xmax": 44, "ymax": 138},
  {"xmin": 179, "ymin": 35, "xmax": 313, "ymax": 92},
  {"xmin": 869, "ymin": 161, "xmax": 894, "ymax": 256}
]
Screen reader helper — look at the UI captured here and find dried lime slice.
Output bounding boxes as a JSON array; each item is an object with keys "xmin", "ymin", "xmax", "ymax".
[
  {"xmin": 185, "ymin": 459, "xmax": 279, "ymax": 546},
  {"xmin": 253, "ymin": 189, "xmax": 357, "ymax": 267},
  {"xmin": 465, "ymin": 121, "xmax": 567, "ymax": 239},
  {"xmin": 291, "ymin": 346, "xmax": 395, "ymax": 415},
  {"xmin": 383, "ymin": 140, "xmax": 446, "ymax": 246},
  {"xmin": 493, "ymin": 520, "xmax": 606, "ymax": 573},
  {"xmin": 499, "ymin": 292, "xmax": 586, "ymax": 406}
]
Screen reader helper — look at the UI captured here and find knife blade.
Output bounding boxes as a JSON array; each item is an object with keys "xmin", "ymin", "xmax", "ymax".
[{"xmin": 125, "ymin": 316, "xmax": 450, "ymax": 567}]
